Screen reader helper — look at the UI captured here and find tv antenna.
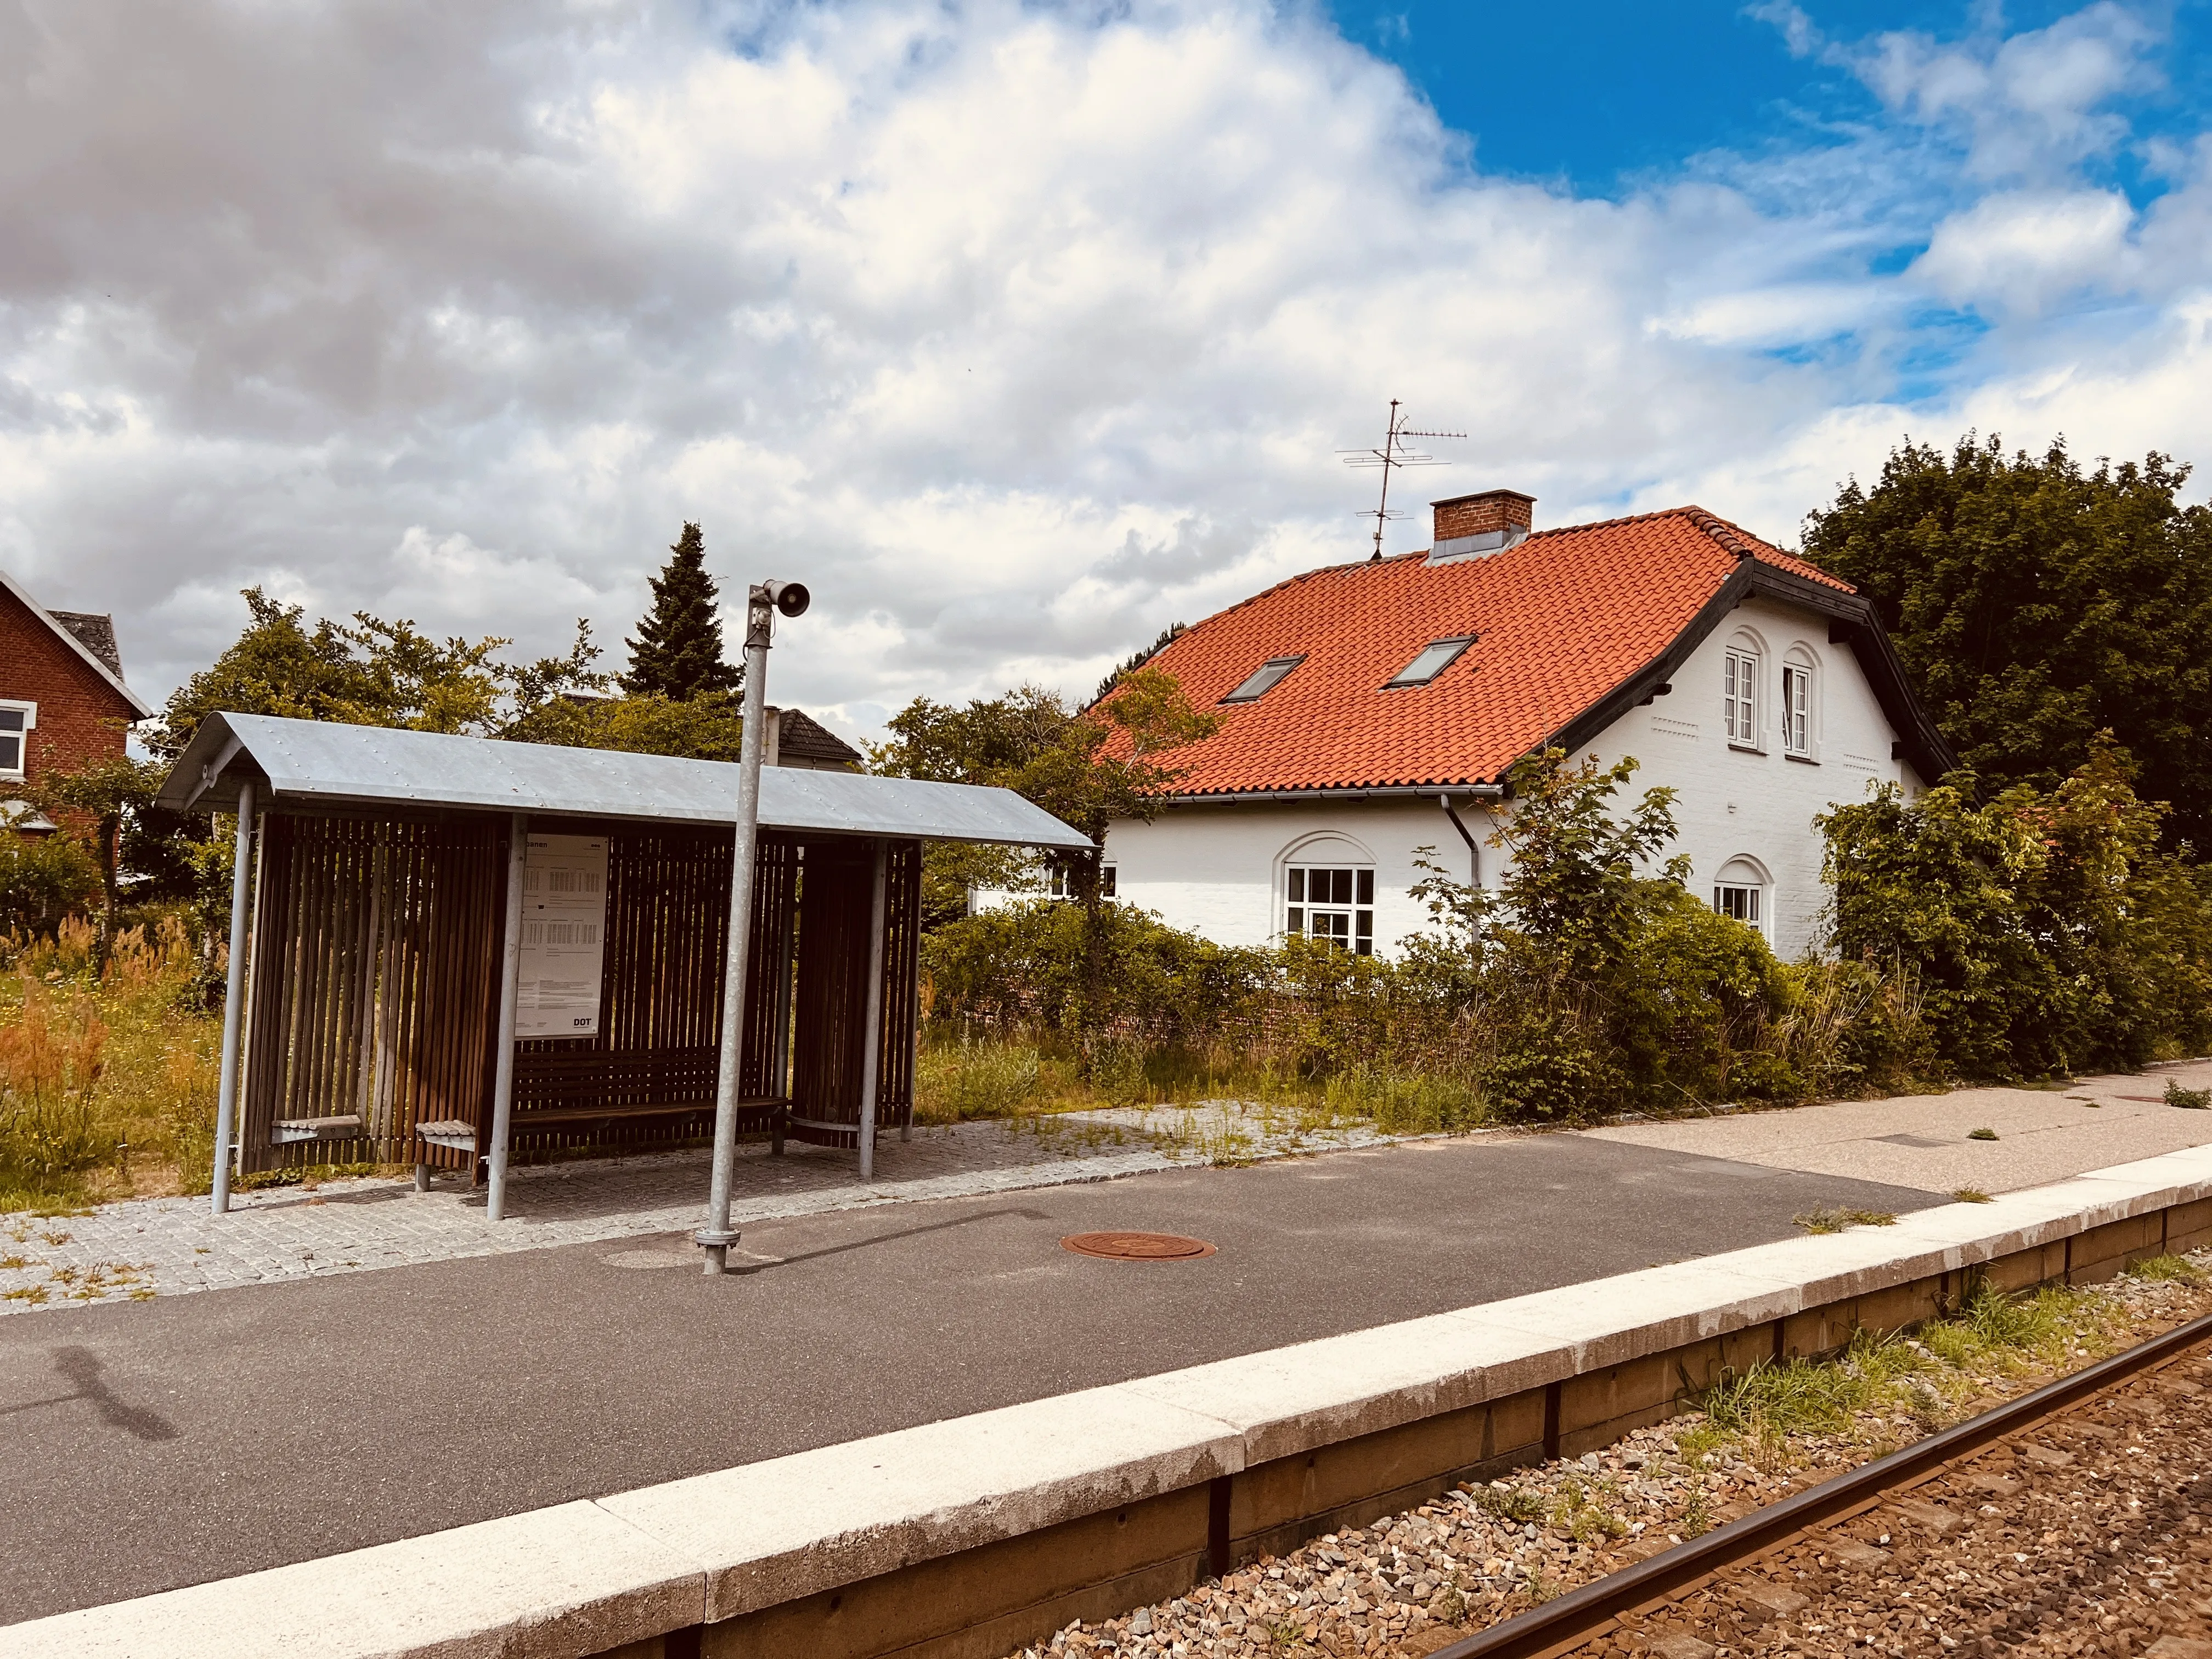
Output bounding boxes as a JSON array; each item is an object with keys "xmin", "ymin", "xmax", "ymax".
[{"xmin": 1339, "ymin": 399, "xmax": 1465, "ymax": 561}]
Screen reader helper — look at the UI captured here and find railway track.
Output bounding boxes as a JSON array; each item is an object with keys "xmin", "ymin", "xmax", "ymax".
[{"xmin": 1431, "ymin": 1309, "xmax": 2212, "ymax": 1659}]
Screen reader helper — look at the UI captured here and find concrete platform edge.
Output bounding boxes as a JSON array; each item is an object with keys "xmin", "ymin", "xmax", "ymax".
[{"xmin": 8, "ymin": 1144, "xmax": 2210, "ymax": 1659}]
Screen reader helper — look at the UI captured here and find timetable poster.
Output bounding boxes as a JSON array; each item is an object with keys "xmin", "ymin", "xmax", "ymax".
[{"xmin": 515, "ymin": 834, "xmax": 608, "ymax": 1039}]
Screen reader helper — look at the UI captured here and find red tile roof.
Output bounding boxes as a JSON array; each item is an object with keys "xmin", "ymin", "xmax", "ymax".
[{"xmin": 1122, "ymin": 506, "xmax": 1854, "ymax": 798}]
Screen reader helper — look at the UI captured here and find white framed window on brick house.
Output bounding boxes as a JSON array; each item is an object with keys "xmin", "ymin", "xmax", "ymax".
[
  {"xmin": 1780, "ymin": 650, "xmax": 1816, "ymax": 759},
  {"xmin": 1287, "ymin": 865, "xmax": 1374, "ymax": 955},
  {"xmin": 1722, "ymin": 647, "xmax": 1759, "ymax": 748},
  {"xmin": 0, "ymin": 701, "xmax": 33, "ymax": 780}
]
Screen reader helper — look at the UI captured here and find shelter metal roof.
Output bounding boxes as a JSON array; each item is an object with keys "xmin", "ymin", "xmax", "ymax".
[{"xmin": 157, "ymin": 713, "xmax": 1093, "ymax": 850}]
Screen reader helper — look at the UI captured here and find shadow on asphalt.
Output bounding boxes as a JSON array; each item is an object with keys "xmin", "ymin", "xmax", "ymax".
[
  {"xmin": 0, "ymin": 1347, "xmax": 178, "ymax": 1443},
  {"xmin": 727, "ymin": 1205, "xmax": 1053, "ymax": 1274}
]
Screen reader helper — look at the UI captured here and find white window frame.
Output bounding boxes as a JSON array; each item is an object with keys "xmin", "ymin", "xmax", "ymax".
[
  {"xmin": 1285, "ymin": 864, "xmax": 1375, "ymax": 956},
  {"xmin": 1047, "ymin": 863, "xmax": 1116, "ymax": 901},
  {"xmin": 1711, "ymin": 856, "xmax": 1771, "ymax": 937},
  {"xmin": 1780, "ymin": 658, "xmax": 1814, "ymax": 759},
  {"xmin": 1712, "ymin": 883, "xmax": 1760, "ymax": 926},
  {"xmin": 1723, "ymin": 650, "xmax": 1760, "ymax": 750},
  {"xmin": 0, "ymin": 699, "xmax": 34, "ymax": 781}
]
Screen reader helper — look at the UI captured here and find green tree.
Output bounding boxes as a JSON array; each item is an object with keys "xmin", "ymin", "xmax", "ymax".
[
  {"xmin": 156, "ymin": 589, "xmax": 539, "ymax": 758},
  {"xmin": 503, "ymin": 690, "xmax": 748, "ymax": 761},
  {"xmin": 31, "ymin": 753, "xmax": 171, "ymax": 972},
  {"xmin": 1819, "ymin": 742, "xmax": 2212, "ymax": 1079},
  {"xmin": 874, "ymin": 668, "xmax": 1220, "ymax": 916},
  {"xmin": 1802, "ymin": 435, "xmax": 2212, "ymax": 848},
  {"xmin": 874, "ymin": 669, "xmax": 1220, "ymax": 1037},
  {"xmin": 622, "ymin": 523, "xmax": 740, "ymax": 701}
]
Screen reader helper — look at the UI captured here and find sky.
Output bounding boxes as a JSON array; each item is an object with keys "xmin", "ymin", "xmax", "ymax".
[{"xmin": 3, "ymin": 0, "xmax": 2209, "ymax": 744}]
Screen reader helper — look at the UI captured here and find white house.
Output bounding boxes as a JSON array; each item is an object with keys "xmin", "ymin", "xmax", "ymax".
[{"xmin": 1093, "ymin": 490, "xmax": 1954, "ymax": 962}]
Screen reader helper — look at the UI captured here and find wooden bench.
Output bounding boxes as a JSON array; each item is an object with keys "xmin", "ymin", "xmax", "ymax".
[
  {"xmin": 271, "ymin": 1114, "xmax": 364, "ymax": 1146},
  {"xmin": 405, "ymin": 1099, "xmax": 781, "ymax": 1190}
]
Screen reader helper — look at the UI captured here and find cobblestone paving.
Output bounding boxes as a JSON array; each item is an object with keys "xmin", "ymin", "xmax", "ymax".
[{"xmin": 0, "ymin": 1100, "xmax": 1406, "ymax": 1316}]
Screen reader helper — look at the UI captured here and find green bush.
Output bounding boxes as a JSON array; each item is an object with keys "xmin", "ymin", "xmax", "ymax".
[
  {"xmin": 1821, "ymin": 741, "xmax": 2212, "ymax": 1080},
  {"xmin": 0, "ymin": 835, "xmax": 101, "ymax": 939}
]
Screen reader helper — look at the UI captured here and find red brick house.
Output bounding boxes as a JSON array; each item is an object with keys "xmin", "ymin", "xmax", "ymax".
[{"xmin": 2, "ymin": 567, "xmax": 153, "ymax": 833}]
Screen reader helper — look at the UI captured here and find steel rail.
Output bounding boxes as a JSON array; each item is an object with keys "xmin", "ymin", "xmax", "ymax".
[{"xmin": 1428, "ymin": 1307, "xmax": 2212, "ymax": 1659}]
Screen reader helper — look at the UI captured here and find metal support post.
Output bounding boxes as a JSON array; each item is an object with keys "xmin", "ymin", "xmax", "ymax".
[
  {"xmin": 210, "ymin": 780, "xmax": 256, "ymax": 1215},
  {"xmin": 701, "ymin": 583, "xmax": 787, "ymax": 1274},
  {"xmin": 486, "ymin": 813, "xmax": 528, "ymax": 1223},
  {"xmin": 856, "ymin": 838, "xmax": 888, "ymax": 1181}
]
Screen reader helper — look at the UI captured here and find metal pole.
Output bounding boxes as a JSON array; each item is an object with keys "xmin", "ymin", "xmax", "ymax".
[
  {"xmin": 486, "ymin": 813, "xmax": 528, "ymax": 1223},
  {"xmin": 700, "ymin": 588, "xmax": 775, "ymax": 1274},
  {"xmin": 210, "ymin": 780, "xmax": 256, "ymax": 1216},
  {"xmin": 856, "ymin": 838, "xmax": 888, "ymax": 1181}
]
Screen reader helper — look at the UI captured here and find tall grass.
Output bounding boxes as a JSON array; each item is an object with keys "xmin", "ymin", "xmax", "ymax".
[
  {"xmin": 0, "ymin": 917, "xmax": 221, "ymax": 1211},
  {"xmin": 1676, "ymin": 1272, "xmax": 2196, "ymax": 1468}
]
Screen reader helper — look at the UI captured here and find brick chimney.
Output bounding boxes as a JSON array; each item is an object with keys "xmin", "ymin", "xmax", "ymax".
[{"xmin": 1428, "ymin": 490, "xmax": 1535, "ymax": 565}]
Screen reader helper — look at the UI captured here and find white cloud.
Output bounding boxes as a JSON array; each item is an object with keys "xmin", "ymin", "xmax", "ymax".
[
  {"xmin": 0, "ymin": 0, "xmax": 2204, "ymax": 740},
  {"xmin": 1911, "ymin": 189, "xmax": 2136, "ymax": 313}
]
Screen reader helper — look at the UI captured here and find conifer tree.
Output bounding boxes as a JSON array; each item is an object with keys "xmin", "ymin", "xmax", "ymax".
[{"xmin": 622, "ymin": 523, "xmax": 741, "ymax": 699}]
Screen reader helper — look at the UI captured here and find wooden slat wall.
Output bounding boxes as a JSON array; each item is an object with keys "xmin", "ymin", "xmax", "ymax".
[
  {"xmin": 787, "ymin": 837, "xmax": 922, "ymax": 1148},
  {"xmin": 879, "ymin": 838, "xmax": 922, "ymax": 1133},
  {"xmin": 240, "ymin": 814, "xmax": 812, "ymax": 1169},
  {"xmin": 509, "ymin": 827, "xmax": 799, "ymax": 1152},
  {"xmin": 240, "ymin": 814, "xmax": 504, "ymax": 1173}
]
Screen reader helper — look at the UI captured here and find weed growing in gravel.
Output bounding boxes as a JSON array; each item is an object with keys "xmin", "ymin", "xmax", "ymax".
[
  {"xmin": 1683, "ymin": 1278, "xmax": 2138, "ymax": 1471},
  {"xmin": 2123, "ymin": 1252, "xmax": 2204, "ymax": 1283},
  {"xmin": 1968, "ymin": 1125, "xmax": 2000, "ymax": 1140},
  {"xmin": 2165, "ymin": 1078, "xmax": 2211, "ymax": 1109},
  {"xmin": 1679, "ymin": 1486, "xmax": 1711, "ymax": 1538},
  {"xmin": 1474, "ymin": 1483, "xmax": 1547, "ymax": 1526},
  {"xmin": 1952, "ymin": 1186, "xmax": 1993, "ymax": 1202}
]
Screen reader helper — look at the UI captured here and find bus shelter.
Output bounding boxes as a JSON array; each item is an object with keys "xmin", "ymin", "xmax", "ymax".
[{"xmin": 158, "ymin": 713, "xmax": 1089, "ymax": 1217}]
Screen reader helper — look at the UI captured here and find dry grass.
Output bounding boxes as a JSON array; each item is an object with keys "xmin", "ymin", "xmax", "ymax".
[{"xmin": 1, "ymin": 917, "xmax": 222, "ymax": 1211}]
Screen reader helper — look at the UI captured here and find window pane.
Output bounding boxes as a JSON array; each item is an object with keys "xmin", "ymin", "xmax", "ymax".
[
  {"xmin": 1288, "ymin": 868, "xmax": 1304, "ymax": 902},
  {"xmin": 1355, "ymin": 911, "xmax": 1372, "ymax": 941},
  {"xmin": 1385, "ymin": 636, "xmax": 1474, "ymax": 687},
  {"xmin": 1101, "ymin": 867, "xmax": 1118, "ymax": 898},
  {"xmin": 1356, "ymin": 869, "xmax": 1374, "ymax": 905},
  {"xmin": 0, "ymin": 736, "xmax": 18, "ymax": 771},
  {"xmin": 0, "ymin": 708, "xmax": 23, "ymax": 733},
  {"xmin": 1286, "ymin": 907, "xmax": 1304, "ymax": 933},
  {"xmin": 1223, "ymin": 656, "xmax": 1305, "ymax": 703},
  {"xmin": 1331, "ymin": 869, "xmax": 1353, "ymax": 904}
]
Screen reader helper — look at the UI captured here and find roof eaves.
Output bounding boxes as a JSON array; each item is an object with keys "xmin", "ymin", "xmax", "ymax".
[{"xmin": 0, "ymin": 568, "xmax": 155, "ymax": 718}]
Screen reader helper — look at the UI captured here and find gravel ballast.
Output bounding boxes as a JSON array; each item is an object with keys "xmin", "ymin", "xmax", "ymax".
[{"xmin": 1007, "ymin": 1254, "xmax": 2212, "ymax": 1659}]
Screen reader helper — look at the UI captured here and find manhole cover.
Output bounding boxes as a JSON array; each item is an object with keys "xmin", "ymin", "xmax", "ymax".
[{"xmin": 1060, "ymin": 1231, "xmax": 1216, "ymax": 1261}]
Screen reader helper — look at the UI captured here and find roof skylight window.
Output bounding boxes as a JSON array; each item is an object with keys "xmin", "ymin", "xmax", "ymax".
[
  {"xmin": 1385, "ymin": 636, "xmax": 1476, "ymax": 688},
  {"xmin": 1222, "ymin": 655, "xmax": 1305, "ymax": 703}
]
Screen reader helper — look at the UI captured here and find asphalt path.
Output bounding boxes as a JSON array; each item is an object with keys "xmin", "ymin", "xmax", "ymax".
[{"xmin": 0, "ymin": 1132, "xmax": 1938, "ymax": 1624}]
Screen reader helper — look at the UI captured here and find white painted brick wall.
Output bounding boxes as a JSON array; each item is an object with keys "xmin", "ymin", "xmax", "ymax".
[{"xmin": 1068, "ymin": 592, "xmax": 1915, "ymax": 962}]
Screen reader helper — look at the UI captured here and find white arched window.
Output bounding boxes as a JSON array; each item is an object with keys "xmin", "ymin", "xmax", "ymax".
[
  {"xmin": 1780, "ymin": 645, "xmax": 1818, "ymax": 759},
  {"xmin": 1281, "ymin": 834, "xmax": 1375, "ymax": 956},
  {"xmin": 1722, "ymin": 630, "xmax": 1763, "ymax": 750},
  {"xmin": 1712, "ymin": 855, "xmax": 1770, "ymax": 933}
]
